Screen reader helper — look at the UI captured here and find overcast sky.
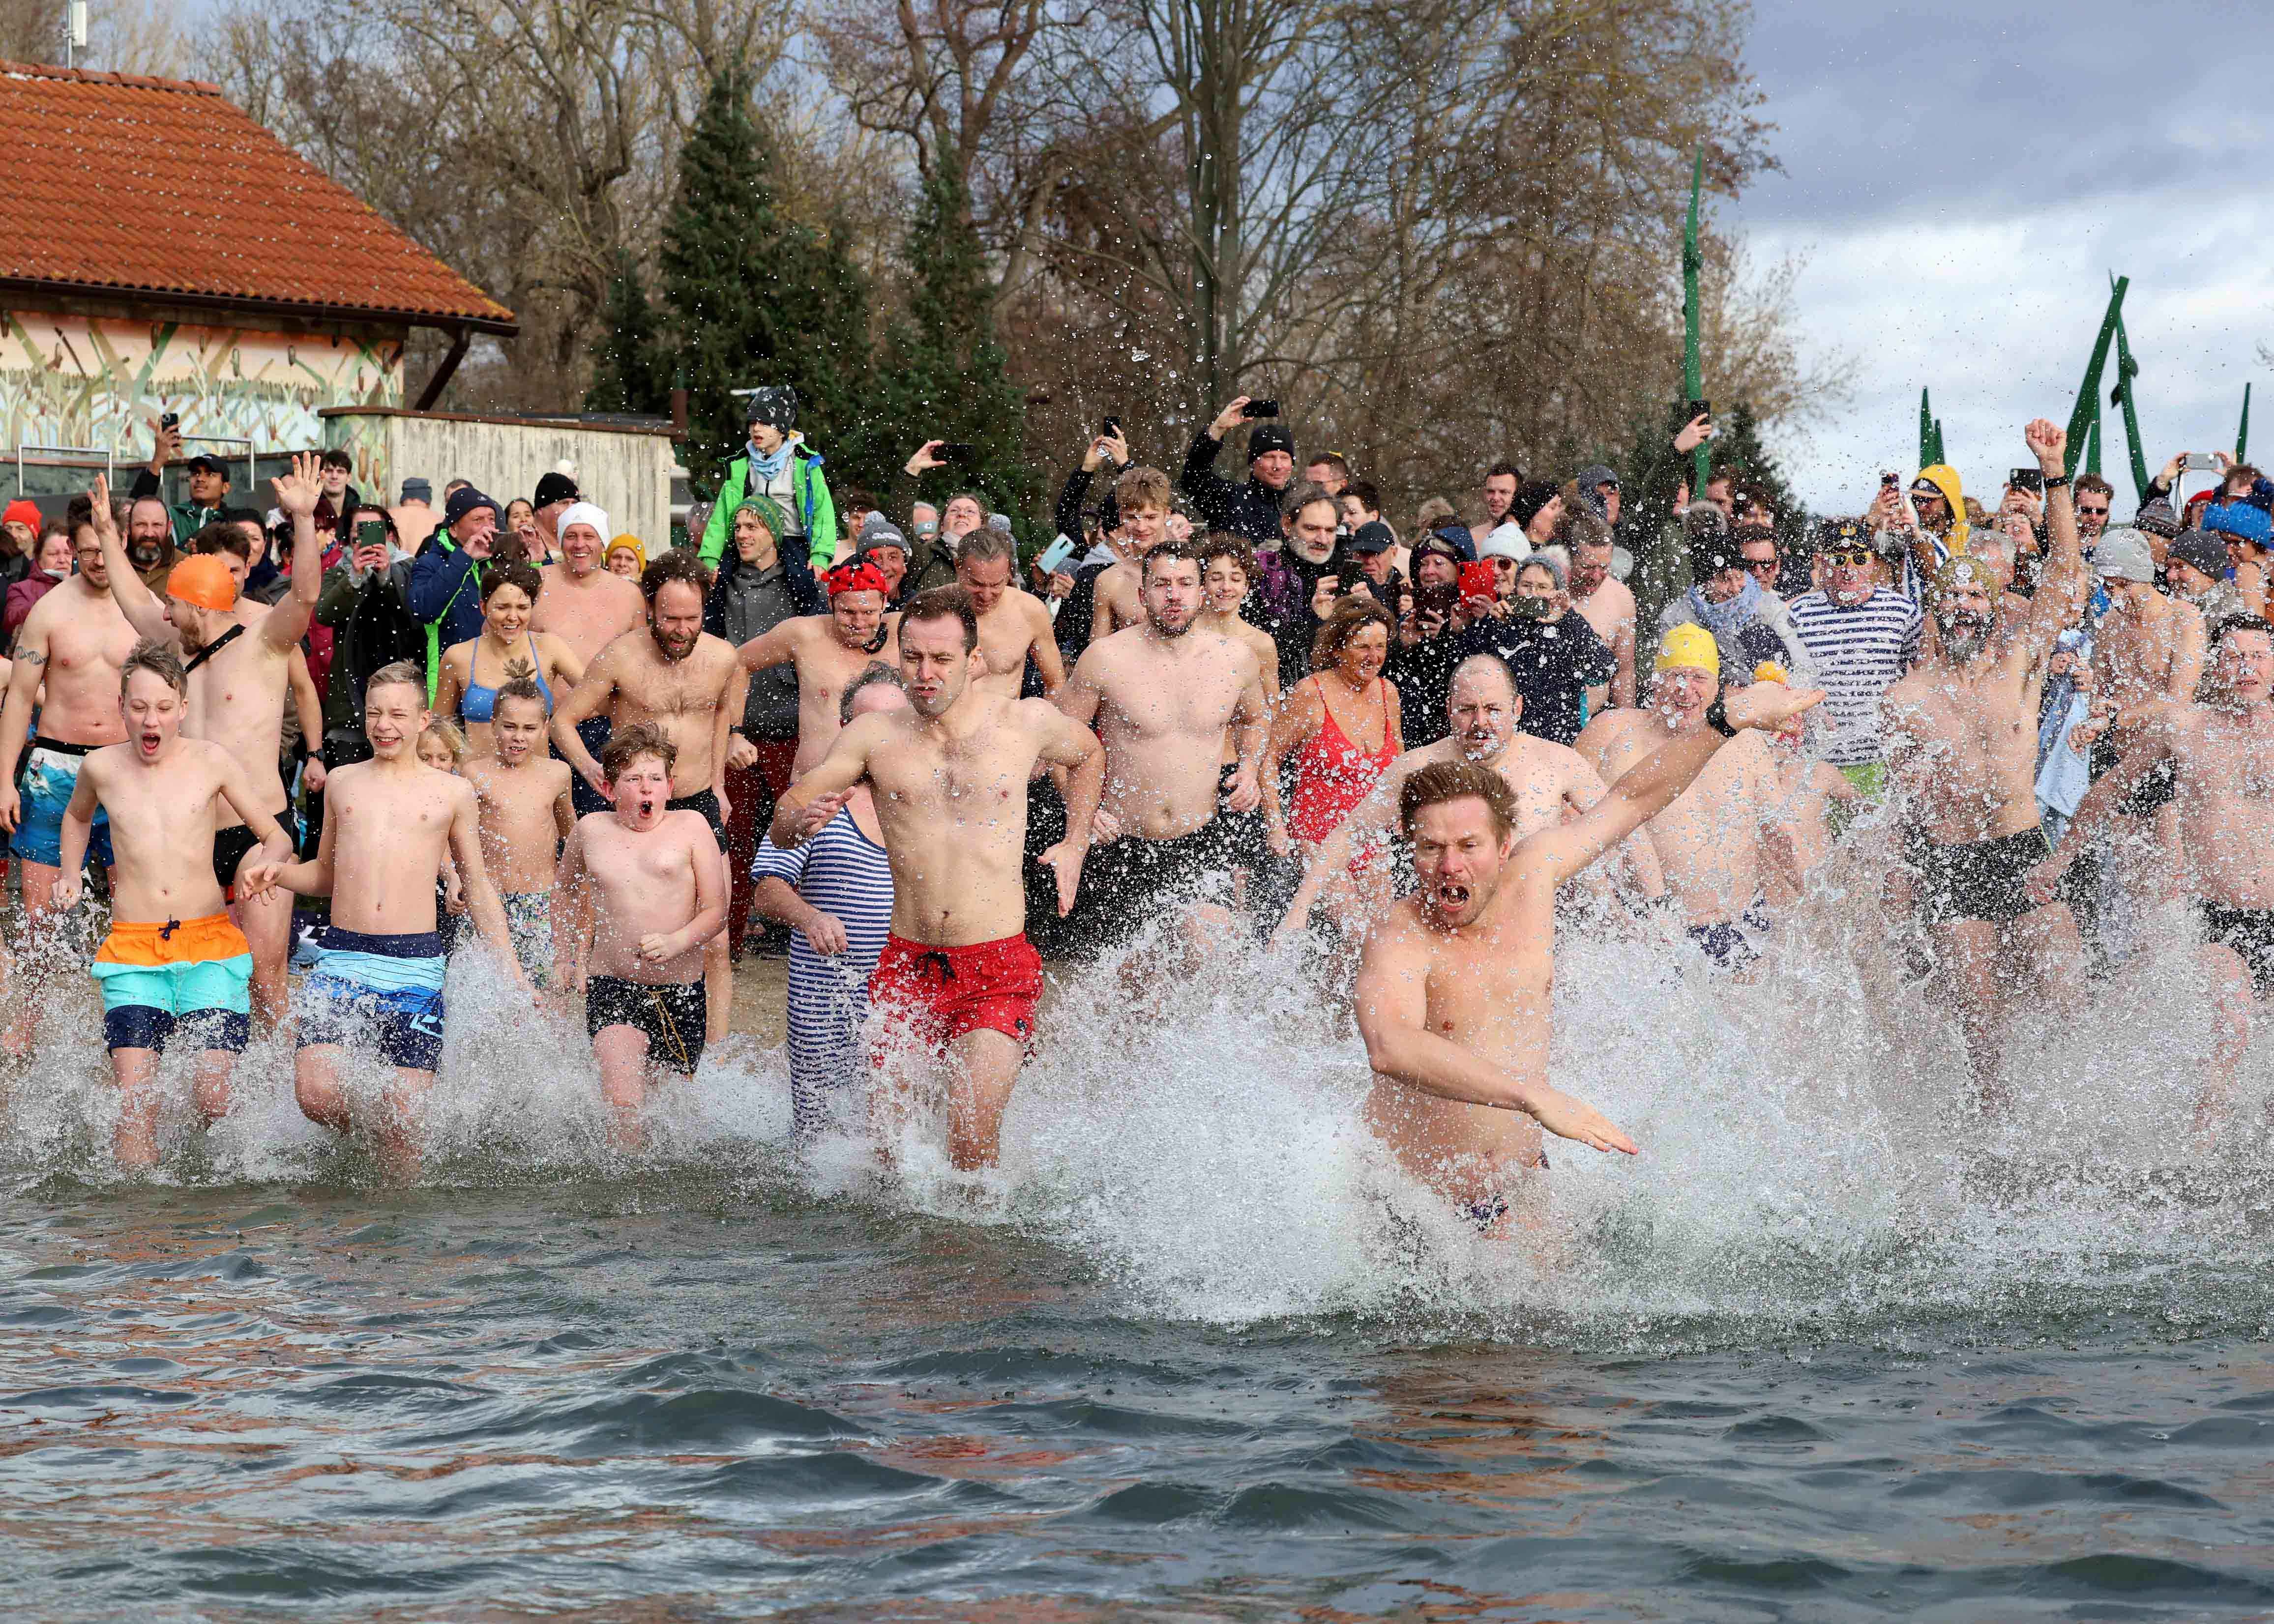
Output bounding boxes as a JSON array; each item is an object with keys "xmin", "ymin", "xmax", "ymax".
[{"xmin": 1732, "ymin": 0, "xmax": 2274, "ymax": 514}]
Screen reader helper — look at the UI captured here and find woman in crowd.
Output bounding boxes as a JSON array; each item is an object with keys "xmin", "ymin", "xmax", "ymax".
[
  {"xmin": 430, "ymin": 561, "xmax": 585, "ymax": 758},
  {"xmin": 1469, "ymin": 551, "xmax": 1616, "ymax": 746},
  {"xmin": 1264, "ymin": 596, "xmax": 1401, "ymax": 937}
]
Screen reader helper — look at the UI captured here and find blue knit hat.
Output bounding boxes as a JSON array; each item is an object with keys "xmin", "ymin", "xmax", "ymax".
[{"xmin": 2203, "ymin": 502, "xmax": 2274, "ymax": 549}]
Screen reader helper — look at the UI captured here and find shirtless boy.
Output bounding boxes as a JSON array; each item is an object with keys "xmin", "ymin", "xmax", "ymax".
[
  {"xmin": 0, "ymin": 505, "xmax": 140, "ymax": 1053},
  {"xmin": 56, "ymin": 643, "xmax": 294, "ymax": 1167},
  {"xmin": 955, "ymin": 528, "xmax": 1065, "ymax": 696},
  {"xmin": 1575, "ymin": 626, "xmax": 1797, "ymax": 970},
  {"xmin": 1274, "ymin": 654, "xmax": 1663, "ymax": 943},
  {"xmin": 1057, "ymin": 537, "xmax": 1268, "ymax": 960},
  {"xmin": 552, "ymin": 551, "xmax": 742, "ymax": 1041},
  {"xmin": 1089, "ymin": 466, "xmax": 1175, "ymax": 639},
  {"xmin": 1882, "ymin": 418, "xmax": 2089, "ymax": 1108},
  {"xmin": 771, "ymin": 585, "xmax": 1103, "ymax": 1171},
  {"xmin": 2028, "ymin": 614, "xmax": 2274, "ymax": 1140},
  {"xmin": 276, "ymin": 660, "xmax": 526, "ymax": 1181},
  {"xmin": 91, "ymin": 459, "xmax": 324, "ymax": 1033},
  {"xmin": 555, "ymin": 722, "xmax": 726, "ymax": 1149},
  {"xmin": 736, "ymin": 557, "xmax": 902, "ymax": 774},
  {"xmin": 462, "ymin": 678, "xmax": 576, "ymax": 986},
  {"xmin": 1355, "ymin": 677, "xmax": 1821, "ymax": 1233},
  {"xmin": 532, "ymin": 500, "xmax": 648, "ymax": 812}
]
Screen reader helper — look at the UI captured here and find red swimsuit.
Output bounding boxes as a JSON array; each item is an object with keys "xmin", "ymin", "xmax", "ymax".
[{"xmin": 1287, "ymin": 677, "xmax": 1398, "ymax": 842}]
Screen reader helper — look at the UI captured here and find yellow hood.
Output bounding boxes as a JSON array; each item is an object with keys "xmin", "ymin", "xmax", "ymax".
[{"xmin": 1917, "ymin": 463, "xmax": 1970, "ymax": 553}]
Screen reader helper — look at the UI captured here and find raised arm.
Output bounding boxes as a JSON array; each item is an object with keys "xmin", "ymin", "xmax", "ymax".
[
  {"xmin": 768, "ymin": 713, "xmax": 883, "ymax": 847},
  {"xmin": 262, "ymin": 452, "xmax": 325, "ymax": 649},
  {"xmin": 736, "ymin": 616, "xmax": 806, "ymax": 674},
  {"xmin": 2021, "ymin": 419, "xmax": 2088, "ymax": 659},
  {"xmin": 87, "ymin": 476, "xmax": 171, "ymax": 643},
  {"xmin": 1522, "ymin": 683, "xmax": 1823, "ymax": 887}
]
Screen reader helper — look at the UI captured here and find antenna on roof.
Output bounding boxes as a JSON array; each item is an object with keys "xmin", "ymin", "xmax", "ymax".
[{"xmin": 65, "ymin": 1, "xmax": 88, "ymax": 69}]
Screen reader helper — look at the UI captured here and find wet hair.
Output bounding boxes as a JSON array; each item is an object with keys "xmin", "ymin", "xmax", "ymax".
[
  {"xmin": 1142, "ymin": 535, "xmax": 1211, "ymax": 582},
  {"xmin": 902, "ymin": 584, "xmax": 981, "ymax": 652},
  {"xmin": 418, "ymin": 718, "xmax": 468, "ymax": 766},
  {"xmin": 1309, "ymin": 595, "xmax": 1396, "ymax": 672},
  {"xmin": 2210, "ymin": 613, "xmax": 2274, "ymax": 647},
  {"xmin": 480, "ymin": 560, "xmax": 544, "ymax": 605},
  {"xmin": 1399, "ymin": 758, "xmax": 1517, "ymax": 841},
  {"xmin": 958, "ymin": 527, "xmax": 1017, "ymax": 569},
  {"xmin": 640, "ymin": 547, "xmax": 710, "ymax": 606},
  {"xmin": 2073, "ymin": 473, "xmax": 2115, "ymax": 501},
  {"xmin": 839, "ymin": 660, "xmax": 905, "ymax": 723},
  {"xmin": 191, "ymin": 520, "xmax": 251, "ymax": 562},
  {"xmin": 1114, "ymin": 464, "xmax": 1173, "ymax": 514},
  {"xmin": 366, "ymin": 659, "xmax": 425, "ymax": 699},
  {"xmin": 493, "ymin": 675, "xmax": 550, "ymax": 718},
  {"xmin": 601, "ymin": 719, "xmax": 677, "ymax": 781},
  {"xmin": 1280, "ymin": 480, "xmax": 1339, "ymax": 522},
  {"xmin": 118, "ymin": 638, "xmax": 187, "ymax": 698},
  {"xmin": 1200, "ymin": 532, "xmax": 1254, "ymax": 583}
]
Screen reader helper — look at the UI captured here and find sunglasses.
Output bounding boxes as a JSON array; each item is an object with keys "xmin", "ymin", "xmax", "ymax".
[
  {"xmin": 1825, "ymin": 549, "xmax": 1873, "ymax": 568},
  {"xmin": 1744, "ymin": 556, "xmax": 1779, "ymax": 573},
  {"xmin": 2077, "ymin": 503, "xmax": 2111, "ymax": 517}
]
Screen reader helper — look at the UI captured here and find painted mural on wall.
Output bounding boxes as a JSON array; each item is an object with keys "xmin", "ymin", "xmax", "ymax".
[{"xmin": 0, "ymin": 311, "xmax": 404, "ymax": 464}]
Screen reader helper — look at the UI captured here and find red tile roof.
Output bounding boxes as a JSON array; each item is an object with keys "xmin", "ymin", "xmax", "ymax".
[{"xmin": 0, "ymin": 59, "xmax": 515, "ymax": 333}]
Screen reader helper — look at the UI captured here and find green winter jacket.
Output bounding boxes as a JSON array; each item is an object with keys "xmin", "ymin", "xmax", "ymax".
[{"xmin": 699, "ymin": 442, "xmax": 836, "ymax": 569}]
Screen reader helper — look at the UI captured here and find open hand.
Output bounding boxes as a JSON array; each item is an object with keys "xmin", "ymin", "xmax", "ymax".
[
  {"xmin": 1038, "ymin": 839, "xmax": 1086, "ymax": 916},
  {"xmin": 1724, "ymin": 682, "xmax": 1825, "ymax": 734},
  {"xmin": 269, "ymin": 451, "xmax": 323, "ymax": 518},
  {"xmin": 1519, "ymin": 1079, "xmax": 1639, "ymax": 1154}
]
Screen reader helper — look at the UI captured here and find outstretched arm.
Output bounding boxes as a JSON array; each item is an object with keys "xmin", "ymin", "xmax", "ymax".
[
  {"xmin": 274, "ymin": 784, "xmax": 340, "ymax": 898},
  {"xmin": 2022, "ymin": 419, "xmax": 2087, "ymax": 659},
  {"xmin": 1273, "ymin": 759, "xmax": 1400, "ymax": 941},
  {"xmin": 2026, "ymin": 704, "xmax": 2179, "ymax": 901},
  {"xmin": 262, "ymin": 452, "xmax": 325, "ymax": 649},
  {"xmin": 215, "ymin": 750, "xmax": 295, "ymax": 896},
  {"xmin": 768, "ymin": 714, "xmax": 881, "ymax": 847}
]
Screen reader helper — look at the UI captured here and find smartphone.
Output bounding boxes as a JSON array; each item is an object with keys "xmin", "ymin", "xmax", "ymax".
[
  {"xmin": 1240, "ymin": 400, "xmax": 1280, "ymax": 419},
  {"xmin": 1413, "ymin": 581, "xmax": 1460, "ymax": 623},
  {"xmin": 2183, "ymin": 452, "xmax": 2220, "ymax": 472},
  {"xmin": 159, "ymin": 410, "xmax": 179, "ymax": 432},
  {"xmin": 1100, "ymin": 415, "xmax": 1122, "ymax": 440},
  {"xmin": 1686, "ymin": 398, "xmax": 1711, "ymax": 422},
  {"xmin": 1035, "ymin": 535, "xmax": 1077, "ymax": 577},
  {"xmin": 1459, "ymin": 560, "xmax": 1498, "ymax": 599},
  {"xmin": 937, "ymin": 442, "xmax": 976, "ymax": 464},
  {"xmin": 2010, "ymin": 467, "xmax": 2044, "ymax": 493},
  {"xmin": 355, "ymin": 520, "xmax": 386, "ymax": 551},
  {"xmin": 1880, "ymin": 471, "xmax": 1900, "ymax": 487}
]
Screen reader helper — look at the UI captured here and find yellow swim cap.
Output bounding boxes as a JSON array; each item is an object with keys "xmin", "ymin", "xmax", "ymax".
[{"xmin": 1654, "ymin": 622, "xmax": 1720, "ymax": 675}]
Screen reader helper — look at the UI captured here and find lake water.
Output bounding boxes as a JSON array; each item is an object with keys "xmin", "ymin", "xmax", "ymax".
[{"xmin": 4, "ymin": 898, "xmax": 2274, "ymax": 1620}]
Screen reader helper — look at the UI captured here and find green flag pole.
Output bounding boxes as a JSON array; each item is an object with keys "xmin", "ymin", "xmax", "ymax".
[
  {"xmin": 2064, "ymin": 276, "xmax": 2128, "ymax": 479},
  {"xmin": 2240, "ymin": 383, "xmax": 2252, "ymax": 463},
  {"xmin": 1682, "ymin": 143, "xmax": 1706, "ymax": 496},
  {"xmin": 2086, "ymin": 409, "xmax": 2102, "ymax": 478},
  {"xmin": 1919, "ymin": 388, "xmax": 1935, "ymax": 468},
  {"xmin": 1932, "ymin": 418, "xmax": 1946, "ymax": 466},
  {"xmin": 2109, "ymin": 301, "xmax": 2147, "ymax": 502}
]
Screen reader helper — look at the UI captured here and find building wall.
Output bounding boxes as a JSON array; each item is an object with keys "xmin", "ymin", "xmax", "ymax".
[
  {"xmin": 0, "ymin": 308, "xmax": 402, "ymax": 483},
  {"xmin": 323, "ymin": 410, "xmax": 674, "ymax": 548}
]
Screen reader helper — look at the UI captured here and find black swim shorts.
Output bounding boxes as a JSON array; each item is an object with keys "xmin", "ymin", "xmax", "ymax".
[
  {"xmin": 212, "ymin": 808, "xmax": 300, "ymax": 897},
  {"xmin": 586, "ymin": 975, "xmax": 708, "ymax": 1075},
  {"xmin": 1907, "ymin": 826, "xmax": 2053, "ymax": 928},
  {"xmin": 2198, "ymin": 901, "xmax": 2274, "ymax": 997}
]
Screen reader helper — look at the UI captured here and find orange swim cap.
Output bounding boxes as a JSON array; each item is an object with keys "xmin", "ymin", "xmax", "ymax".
[{"xmin": 166, "ymin": 554, "xmax": 238, "ymax": 612}]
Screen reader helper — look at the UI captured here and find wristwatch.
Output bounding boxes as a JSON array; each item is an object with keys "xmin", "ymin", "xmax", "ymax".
[
  {"xmin": 1703, "ymin": 696, "xmax": 1737, "ymax": 737},
  {"xmin": 2042, "ymin": 473, "xmax": 2070, "ymax": 490}
]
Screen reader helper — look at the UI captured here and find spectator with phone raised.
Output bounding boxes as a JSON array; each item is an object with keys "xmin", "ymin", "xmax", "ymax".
[{"xmin": 1181, "ymin": 396, "xmax": 1295, "ymax": 546}]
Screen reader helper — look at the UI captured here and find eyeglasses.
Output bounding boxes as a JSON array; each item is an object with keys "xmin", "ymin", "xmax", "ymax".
[
  {"xmin": 1824, "ymin": 549, "xmax": 1873, "ymax": 569},
  {"xmin": 1490, "ymin": 556, "xmax": 1519, "ymax": 568}
]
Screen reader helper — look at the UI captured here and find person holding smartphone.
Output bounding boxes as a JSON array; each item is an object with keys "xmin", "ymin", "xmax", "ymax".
[{"xmin": 1181, "ymin": 396, "xmax": 1296, "ymax": 547}]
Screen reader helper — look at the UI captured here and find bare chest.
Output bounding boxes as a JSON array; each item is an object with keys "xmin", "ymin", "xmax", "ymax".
[
  {"xmin": 870, "ymin": 735, "xmax": 1027, "ymax": 823},
  {"xmin": 619, "ymin": 649, "xmax": 730, "ymax": 721},
  {"xmin": 46, "ymin": 610, "xmax": 139, "ymax": 686}
]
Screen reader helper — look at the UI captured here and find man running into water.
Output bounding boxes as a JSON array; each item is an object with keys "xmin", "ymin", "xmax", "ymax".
[
  {"xmin": 1574, "ymin": 626, "xmax": 1796, "ymax": 971},
  {"xmin": 555, "ymin": 723, "xmax": 726, "ymax": 1151},
  {"xmin": 735, "ymin": 556, "xmax": 901, "ymax": 775},
  {"xmin": 2026, "ymin": 615, "xmax": 2274, "ymax": 1141},
  {"xmin": 275, "ymin": 661, "xmax": 525, "ymax": 1183},
  {"xmin": 462, "ymin": 678, "xmax": 575, "ymax": 987},
  {"xmin": 551, "ymin": 551, "xmax": 742, "ymax": 1042},
  {"xmin": 1272, "ymin": 654, "xmax": 1664, "ymax": 944},
  {"xmin": 1882, "ymin": 418, "xmax": 2089, "ymax": 1110},
  {"xmin": 89, "ymin": 460, "xmax": 324, "ymax": 1033},
  {"xmin": 770, "ymin": 586, "xmax": 1103, "ymax": 1171},
  {"xmin": 532, "ymin": 501, "xmax": 647, "ymax": 813},
  {"xmin": 1355, "ymin": 678, "xmax": 1822, "ymax": 1234},
  {"xmin": 1057, "ymin": 536, "xmax": 1268, "ymax": 961},
  {"xmin": 0, "ymin": 503, "xmax": 141, "ymax": 1054},
  {"xmin": 56, "ymin": 643, "xmax": 293, "ymax": 1168},
  {"xmin": 955, "ymin": 527, "xmax": 1065, "ymax": 697}
]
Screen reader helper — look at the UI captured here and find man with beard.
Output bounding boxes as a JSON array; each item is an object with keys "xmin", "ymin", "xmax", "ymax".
[
  {"xmin": 956, "ymin": 528, "xmax": 1065, "ymax": 698},
  {"xmin": 1881, "ymin": 418, "xmax": 2089, "ymax": 1111},
  {"xmin": 735, "ymin": 557, "xmax": 902, "ymax": 775},
  {"xmin": 1271, "ymin": 654, "xmax": 1662, "ymax": 944},
  {"xmin": 1181, "ymin": 397, "xmax": 1296, "ymax": 547},
  {"xmin": 90, "ymin": 459, "xmax": 325, "ymax": 1035},
  {"xmin": 1355, "ymin": 675, "xmax": 1821, "ymax": 1235},
  {"xmin": 532, "ymin": 499, "xmax": 648, "ymax": 812},
  {"xmin": 1057, "ymin": 537, "xmax": 1269, "ymax": 962},
  {"xmin": 768, "ymin": 586, "xmax": 1103, "ymax": 1172},
  {"xmin": 128, "ymin": 426, "xmax": 233, "ymax": 545},
  {"xmin": 124, "ymin": 495, "xmax": 180, "ymax": 593},
  {"xmin": 2026, "ymin": 615, "xmax": 2274, "ymax": 1142},
  {"xmin": 1563, "ymin": 510, "xmax": 1636, "ymax": 712},
  {"xmin": 1250, "ymin": 481, "xmax": 1348, "ymax": 686},
  {"xmin": 550, "ymin": 551, "xmax": 743, "ymax": 1042},
  {"xmin": 1783, "ymin": 517, "xmax": 1923, "ymax": 799}
]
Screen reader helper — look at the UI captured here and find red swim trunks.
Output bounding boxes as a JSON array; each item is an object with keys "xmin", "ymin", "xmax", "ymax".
[{"xmin": 869, "ymin": 932, "xmax": 1043, "ymax": 1059}]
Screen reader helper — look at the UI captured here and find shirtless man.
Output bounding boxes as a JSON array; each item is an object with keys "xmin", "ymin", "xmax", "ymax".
[
  {"xmin": 1199, "ymin": 535, "xmax": 1283, "ymax": 702},
  {"xmin": 1760, "ymin": 728, "xmax": 1858, "ymax": 910},
  {"xmin": 56, "ymin": 643, "xmax": 294, "ymax": 1167},
  {"xmin": 1090, "ymin": 465, "xmax": 1175, "ymax": 639},
  {"xmin": 91, "ymin": 460, "xmax": 323, "ymax": 1033},
  {"xmin": 2085, "ymin": 527, "xmax": 2208, "ymax": 897},
  {"xmin": 1356, "ymin": 674, "xmax": 1821, "ymax": 1232},
  {"xmin": 555, "ymin": 722, "xmax": 727, "ymax": 1149},
  {"xmin": 276, "ymin": 660, "xmax": 525, "ymax": 1182},
  {"xmin": 1575, "ymin": 626, "xmax": 1799, "ymax": 972},
  {"xmin": 736, "ymin": 556, "xmax": 900, "ymax": 774},
  {"xmin": 770, "ymin": 585, "xmax": 1102, "ymax": 1171},
  {"xmin": 1273, "ymin": 654, "xmax": 1664, "ymax": 943},
  {"xmin": 462, "ymin": 678, "xmax": 576, "ymax": 987},
  {"xmin": 0, "ymin": 503, "xmax": 143, "ymax": 1055},
  {"xmin": 551, "ymin": 550, "xmax": 742, "ymax": 1042},
  {"xmin": 955, "ymin": 528, "xmax": 1065, "ymax": 696},
  {"xmin": 1565, "ymin": 512, "xmax": 1637, "ymax": 710},
  {"xmin": 2027, "ymin": 614, "xmax": 2274, "ymax": 1141},
  {"xmin": 532, "ymin": 499, "xmax": 647, "ymax": 812},
  {"xmin": 1881, "ymin": 418, "xmax": 2089, "ymax": 1109},
  {"xmin": 1057, "ymin": 537, "xmax": 1268, "ymax": 961}
]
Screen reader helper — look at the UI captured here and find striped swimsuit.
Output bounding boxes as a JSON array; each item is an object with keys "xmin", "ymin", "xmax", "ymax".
[{"xmin": 750, "ymin": 811, "xmax": 894, "ymax": 1139}]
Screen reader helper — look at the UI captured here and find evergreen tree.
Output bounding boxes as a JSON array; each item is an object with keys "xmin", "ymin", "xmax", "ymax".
[
  {"xmin": 867, "ymin": 163, "xmax": 1036, "ymax": 534},
  {"xmin": 583, "ymin": 250, "xmax": 667, "ymax": 414},
  {"xmin": 659, "ymin": 66, "xmax": 876, "ymax": 492}
]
